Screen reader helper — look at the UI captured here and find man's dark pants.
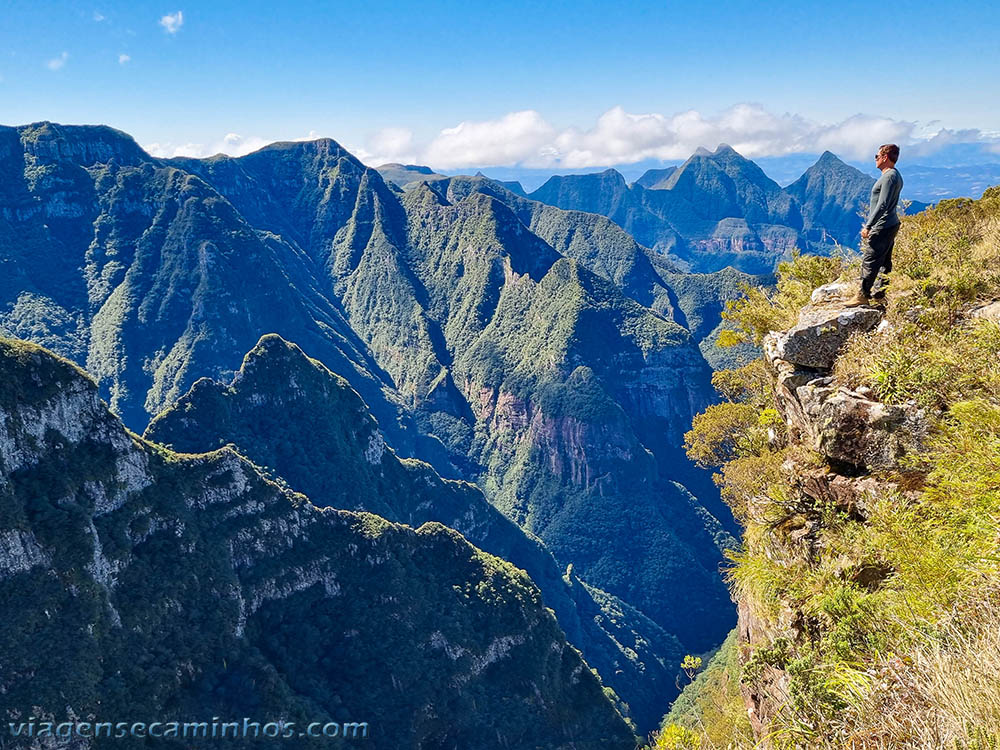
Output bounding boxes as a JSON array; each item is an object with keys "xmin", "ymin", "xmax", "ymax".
[{"xmin": 861, "ymin": 222, "xmax": 900, "ymax": 297}]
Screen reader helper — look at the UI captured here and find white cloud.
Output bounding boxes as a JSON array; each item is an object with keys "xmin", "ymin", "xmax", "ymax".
[
  {"xmin": 412, "ymin": 104, "xmax": 924, "ymax": 169},
  {"xmin": 143, "ymin": 131, "xmax": 317, "ymax": 159},
  {"xmin": 118, "ymin": 53, "xmax": 131, "ymax": 65},
  {"xmin": 811, "ymin": 114, "xmax": 913, "ymax": 160},
  {"xmin": 422, "ymin": 110, "xmax": 556, "ymax": 169},
  {"xmin": 159, "ymin": 10, "xmax": 183, "ymax": 34},
  {"xmin": 351, "ymin": 127, "xmax": 419, "ymax": 166},
  {"xmin": 904, "ymin": 127, "xmax": 988, "ymax": 157},
  {"xmin": 93, "ymin": 11, "xmax": 105, "ymax": 21},
  {"xmin": 139, "ymin": 109, "xmax": 1000, "ymax": 170},
  {"xmin": 46, "ymin": 52, "xmax": 69, "ymax": 71}
]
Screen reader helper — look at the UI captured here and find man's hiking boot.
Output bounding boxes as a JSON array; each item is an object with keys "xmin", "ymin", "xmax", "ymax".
[
  {"xmin": 872, "ymin": 289, "xmax": 887, "ymax": 301},
  {"xmin": 846, "ymin": 290, "xmax": 870, "ymax": 307}
]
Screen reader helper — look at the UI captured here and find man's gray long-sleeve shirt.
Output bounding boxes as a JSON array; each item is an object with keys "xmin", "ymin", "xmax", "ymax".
[{"xmin": 864, "ymin": 167, "xmax": 903, "ymax": 234}]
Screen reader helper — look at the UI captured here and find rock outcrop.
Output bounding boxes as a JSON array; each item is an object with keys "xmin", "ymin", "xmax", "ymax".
[
  {"xmin": 794, "ymin": 379, "xmax": 926, "ymax": 471},
  {"xmin": 970, "ymin": 299, "xmax": 1000, "ymax": 322},
  {"xmin": 764, "ymin": 283, "xmax": 926, "ymax": 472},
  {"xmin": 741, "ymin": 284, "xmax": 929, "ymax": 741},
  {"xmin": 772, "ymin": 282, "xmax": 883, "ymax": 369}
]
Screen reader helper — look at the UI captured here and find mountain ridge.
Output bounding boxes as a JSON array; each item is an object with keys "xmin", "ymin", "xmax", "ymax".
[
  {"xmin": 1, "ymin": 121, "xmax": 741, "ymax": 734},
  {"xmin": 144, "ymin": 331, "xmax": 688, "ymax": 732},
  {"xmin": 526, "ymin": 145, "xmax": 926, "ymax": 273}
]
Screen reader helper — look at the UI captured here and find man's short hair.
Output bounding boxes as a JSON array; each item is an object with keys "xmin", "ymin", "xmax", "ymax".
[{"xmin": 879, "ymin": 143, "xmax": 900, "ymax": 163}]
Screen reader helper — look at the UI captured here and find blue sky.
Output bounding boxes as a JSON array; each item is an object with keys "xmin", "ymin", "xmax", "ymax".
[{"xmin": 2, "ymin": 0, "xmax": 999, "ymax": 168}]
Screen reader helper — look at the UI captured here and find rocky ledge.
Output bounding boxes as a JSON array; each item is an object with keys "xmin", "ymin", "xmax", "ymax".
[
  {"xmin": 764, "ymin": 282, "xmax": 926, "ymax": 473},
  {"xmin": 740, "ymin": 283, "xmax": 928, "ymax": 740}
]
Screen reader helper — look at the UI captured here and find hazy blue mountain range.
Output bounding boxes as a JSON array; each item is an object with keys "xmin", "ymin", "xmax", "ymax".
[
  {"xmin": 388, "ymin": 146, "xmax": 942, "ymax": 275},
  {"xmin": 892, "ymin": 161, "xmax": 1000, "ymax": 200},
  {"xmin": 0, "ymin": 335, "xmax": 637, "ymax": 748},
  {"xmin": 452, "ymin": 142, "xmax": 1000, "ymax": 200},
  {"xmin": 782, "ymin": 150, "xmax": 888, "ymax": 247},
  {"xmin": 0, "ymin": 122, "xmax": 748, "ymax": 736},
  {"xmin": 526, "ymin": 145, "xmax": 914, "ymax": 273}
]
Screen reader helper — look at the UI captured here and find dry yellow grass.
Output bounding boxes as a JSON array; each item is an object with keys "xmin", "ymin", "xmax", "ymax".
[{"xmin": 833, "ymin": 584, "xmax": 1000, "ymax": 749}]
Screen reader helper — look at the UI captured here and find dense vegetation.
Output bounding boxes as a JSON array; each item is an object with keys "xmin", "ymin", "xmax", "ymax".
[
  {"xmin": 1, "ymin": 122, "xmax": 754, "ymax": 738},
  {"xmin": 0, "ymin": 336, "xmax": 637, "ymax": 749},
  {"xmin": 144, "ymin": 332, "xmax": 688, "ymax": 732}
]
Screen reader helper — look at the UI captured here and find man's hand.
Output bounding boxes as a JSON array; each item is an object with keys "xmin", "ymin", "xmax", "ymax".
[{"xmin": 861, "ymin": 227, "xmax": 870, "ymax": 240}]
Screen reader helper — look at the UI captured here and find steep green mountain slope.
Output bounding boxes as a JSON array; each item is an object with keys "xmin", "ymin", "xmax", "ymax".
[
  {"xmin": 167, "ymin": 137, "xmax": 737, "ymax": 652},
  {"xmin": 657, "ymin": 267, "xmax": 769, "ymax": 371},
  {"xmin": 0, "ymin": 123, "xmax": 421, "ymax": 458},
  {"xmin": 145, "ymin": 332, "xmax": 686, "ymax": 733},
  {"xmin": 0, "ymin": 335, "xmax": 637, "ymax": 749},
  {"xmin": 169, "ymin": 138, "xmax": 460, "ymax": 429},
  {"xmin": 420, "ymin": 175, "xmax": 764, "ymax": 373},
  {"xmin": 421, "ymin": 175, "xmax": 681, "ymax": 316},
  {"xmin": 396, "ymin": 184, "xmax": 735, "ymax": 649}
]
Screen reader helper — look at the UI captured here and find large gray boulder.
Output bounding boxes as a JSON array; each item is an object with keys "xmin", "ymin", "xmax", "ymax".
[
  {"xmin": 773, "ymin": 282, "xmax": 883, "ymax": 370},
  {"xmin": 795, "ymin": 381, "xmax": 927, "ymax": 471},
  {"xmin": 765, "ymin": 318, "xmax": 927, "ymax": 473}
]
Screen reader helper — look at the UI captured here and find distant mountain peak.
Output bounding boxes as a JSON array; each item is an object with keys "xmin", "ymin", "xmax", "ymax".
[
  {"xmin": 377, "ymin": 163, "xmax": 437, "ymax": 175},
  {"xmin": 714, "ymin": 143, "xmax": 738, "ymax": 155},
  {"xmin": 258, "ymin": 136, "xmax": 349, "ymax": 154},
  {"xmin": 242, "ymin": 332, "xmax": 316, "ymax": 371},
  {"xmin": 693, "ymin": 146, "xmax": 713, "ymax": 156},
  {"xmin": 799, "ymin": 151, "xmax": 870, "ymax": 182},
  {"xmin": 376, "ymin": 162, "xmax": 447, "ymax": 189},
  {"xmin": 814, "ymin": 150, "xmax": 847, "ymax": 167},
  {"xmin": 12, "ymin": 121, "xmax": 149, "ymax": 166}
]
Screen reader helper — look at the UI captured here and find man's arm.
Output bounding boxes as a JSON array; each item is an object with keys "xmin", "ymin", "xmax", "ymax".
[{"xmin": 864, "ymin": 171, "xmax": 901, "ymax": 233}]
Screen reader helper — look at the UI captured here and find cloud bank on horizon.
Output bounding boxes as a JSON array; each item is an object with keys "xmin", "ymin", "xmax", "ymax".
[{"xmin": 143, "ymin": 103, "xmax": 1000, "ymax": 169}]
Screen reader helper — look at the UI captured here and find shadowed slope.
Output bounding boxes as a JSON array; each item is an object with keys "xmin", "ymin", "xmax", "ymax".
[
  {"xmin": 145, "ymin": 332, "xmax": 689, "ymax": 733},
  {"xmin": 0, "ymin": 335, "xmax": 636, "ymax": 749}
]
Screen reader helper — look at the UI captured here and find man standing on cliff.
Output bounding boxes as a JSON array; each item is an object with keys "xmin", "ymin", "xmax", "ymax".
[
  {"xmin": 849, "ymin": 143, "xmax": 903, "ymax": 305},
  {"xmin": 849, "ymin": 144, "xmax": 903, "ymax": 306}
]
